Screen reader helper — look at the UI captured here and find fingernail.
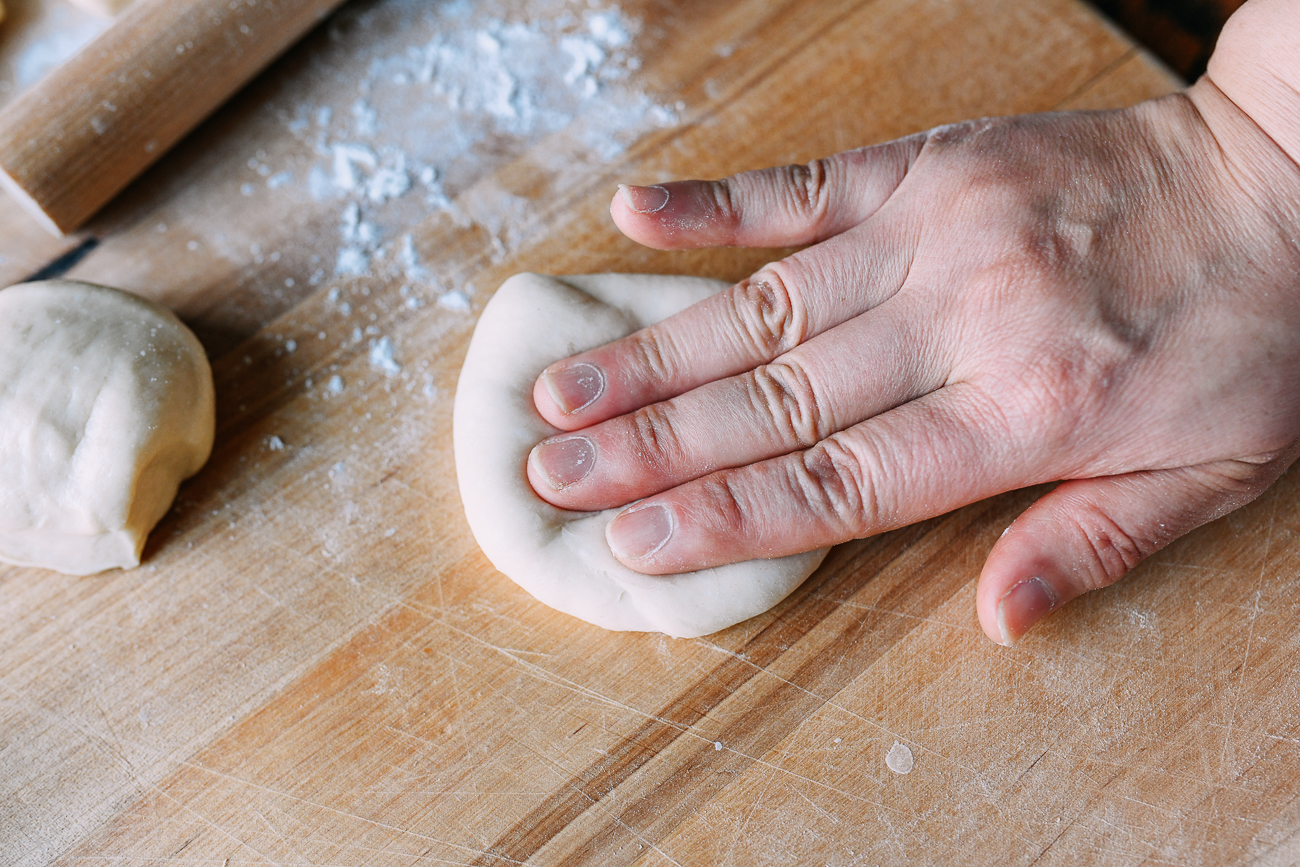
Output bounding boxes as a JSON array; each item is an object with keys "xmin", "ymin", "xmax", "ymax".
[
  {"xmin": 607, "ymin": 504, "xmax": 674, "ymax": 560},
  {"xmin": 531, "ymin": 436, "xmax": 596, "ymax": 490},
  {"xmin": 996, "ymin": 577, "xmax": 1059, "ymax": 647},
  {"xmin": 618, "ymin": 183, "xmax": 669, "ymax": 214},
  {"xmin": 543, "ymin": 361, "xmax": 605, "ymax": 414}
]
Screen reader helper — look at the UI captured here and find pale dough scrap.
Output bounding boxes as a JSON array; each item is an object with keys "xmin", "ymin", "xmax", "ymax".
[
  {"xmin": 0, "ymin": 280, "xmax": 215, "ymax": 575},
  {"xmin": 453, "ymin": 273, "xmax": 828, "ymax": 638}
]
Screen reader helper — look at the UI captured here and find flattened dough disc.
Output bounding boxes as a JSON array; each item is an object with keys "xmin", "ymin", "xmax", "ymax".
[{"xmin": 453, "ymin": 273, "xmax": 828, "ymax": 638}]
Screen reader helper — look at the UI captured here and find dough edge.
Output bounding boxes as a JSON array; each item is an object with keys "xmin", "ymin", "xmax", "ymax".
[{"xmin": 453, "ymin": 272, "xmax": 828, "ymax": 639}]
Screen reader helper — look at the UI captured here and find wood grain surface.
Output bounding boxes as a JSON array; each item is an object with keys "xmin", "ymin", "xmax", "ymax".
[{"xmin": 8, "ymin": 0, "xmax": 1295, "ymax": 864}]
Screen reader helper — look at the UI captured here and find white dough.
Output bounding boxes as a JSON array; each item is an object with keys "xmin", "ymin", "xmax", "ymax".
[
  {"xmin": 453, "ymin": 273, "xmax": 828, "ymax": 638},
  {"xmin": 0, "ymin": 281, "xmax": 215, "ymax": 575}
]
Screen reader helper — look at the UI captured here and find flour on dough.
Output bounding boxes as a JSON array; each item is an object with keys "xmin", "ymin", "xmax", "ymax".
[
  {"xmin": 0, "ymin": 281, "xmax": 215, "ymax": 575},
  {"xmin": 453, "ymin": 273, "xmax": 828, "ymax": 638}
]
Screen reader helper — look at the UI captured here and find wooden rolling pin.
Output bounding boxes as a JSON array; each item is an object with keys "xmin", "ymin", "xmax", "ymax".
[{"xmin": 0, "ymin": 0, "xmax": 347, "ymax": 236}]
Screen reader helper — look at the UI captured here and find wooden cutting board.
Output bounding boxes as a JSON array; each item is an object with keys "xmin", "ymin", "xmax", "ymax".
[{"xmin": 8, "ymin": 1, "xmax": 1297, "ymax": 864}]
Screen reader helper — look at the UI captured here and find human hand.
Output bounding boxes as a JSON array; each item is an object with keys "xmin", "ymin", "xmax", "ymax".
[{"xmin": 526, "ymin": 73, "xmax": 1300, "ymax": 645}]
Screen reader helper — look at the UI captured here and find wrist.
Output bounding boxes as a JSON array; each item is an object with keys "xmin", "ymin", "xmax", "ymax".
[
  {"xmin": 1179, "ymin": 1, "xmax": 1300, "ymax": 247},
  {"xmin": 1203, "ymin": 0, "xmax": 1300, "ymax": 169}
]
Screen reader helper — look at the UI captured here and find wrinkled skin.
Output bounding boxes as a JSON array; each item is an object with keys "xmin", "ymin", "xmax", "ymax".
[{"xmin": 525, "ymin": 0, "xmax": 1300, "ymax": 645}]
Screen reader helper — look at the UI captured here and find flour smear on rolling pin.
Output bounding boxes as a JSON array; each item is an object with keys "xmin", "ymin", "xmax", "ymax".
[{"xmin": 224, "ymin": 0, "xmax": 679, "ymax": 311}]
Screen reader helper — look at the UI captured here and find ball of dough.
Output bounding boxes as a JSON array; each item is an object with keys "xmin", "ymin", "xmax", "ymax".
[
  {"xmin": 0, "ymin": 280, "xmax": 215, "ymax": 575},
  {"xmin": 454, "ymin": 273, "xmax": 828, "ymax": 638}
]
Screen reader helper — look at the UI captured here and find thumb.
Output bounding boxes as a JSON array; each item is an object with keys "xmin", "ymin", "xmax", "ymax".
[{"xmin": 977, "ymin": 458, "xmax": 1290, "ymax": 646}]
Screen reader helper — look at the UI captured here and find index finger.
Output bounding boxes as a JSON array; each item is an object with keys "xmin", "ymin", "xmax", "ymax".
[
  {"xmin": 611, "ymin": 135, "xmax": 925, "ymax": 250},
  {"xmin": 534, "ymin": 222, "xmax": 914, "ymax": 430}
]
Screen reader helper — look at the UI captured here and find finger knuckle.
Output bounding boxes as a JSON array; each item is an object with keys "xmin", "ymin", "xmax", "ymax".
[
  {"xmin": 696, "ymin": 471, "xmax": 752, "ymax": 536},
  {"xmin": 731, "ymin": 269, "xmax": 806, "ymax": 357},
  {"xmin": 795, "ymin": 435, "xmax": 877, "ymax": 536},
  {"xmin": 747, "ymin": 360, "xmax": 827, "ymax": 447},
  {"xmin": 785, "ymin": 159, "xmax": 832, "ymax": 223},
  {"xmin": 924, "ymin": 117, "xmax": 999, "ymax": 149},
  {"xmin": 1073, "ymin": 503, "xmax": 1146, "ymax": 590},
  {"xmin": 627, "ymin": 326, "xmax": 677, "ymax": 385},
  {"xmin": 972, "ymin": 344, "xmax": 1112, "ymax": 452},
  {"xmin": 625, "ymin": 402, "xmax": 687, "ymax": 475},
  {"xmin": 708, "ymin": 178, "xmax": 743, "ymax": 226},
  {"xmin": 975, "ymin": 195, "xmax": 1097, "ymax": 280},
  {"xmin": 1008, "ymin": 357, "xmax": 1101, "ymax": 446}
]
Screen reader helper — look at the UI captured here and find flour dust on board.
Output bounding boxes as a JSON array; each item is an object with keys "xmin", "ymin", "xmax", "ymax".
[{"xmin": 236, "ymin": 0, "xmax": 680, "ymax": 311}]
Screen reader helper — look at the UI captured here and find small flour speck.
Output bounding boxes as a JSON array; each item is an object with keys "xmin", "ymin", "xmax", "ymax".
[
  {"xmin": 437, "ymin": 290, "xmax": 470, "ymax": 312},
  {"xmin": 369, "ymin": 336, "xmax": 402, "ymax": 376}
]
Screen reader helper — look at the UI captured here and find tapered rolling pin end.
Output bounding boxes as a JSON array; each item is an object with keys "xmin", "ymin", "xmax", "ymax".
[{"xmin": 0, "ymin": 166, "xmax": 65, "ymax": 237}]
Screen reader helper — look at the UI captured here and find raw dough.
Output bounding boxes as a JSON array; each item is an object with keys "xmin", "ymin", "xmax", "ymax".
[
  {"xmin": 0, "ymin": 280, "xmax": 215, "ymax": 575},
  {"xmin": 453, "ymin": 273, "xmax": 828, "ymax": 638}
]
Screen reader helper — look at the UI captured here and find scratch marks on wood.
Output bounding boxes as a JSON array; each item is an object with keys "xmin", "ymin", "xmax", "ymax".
[
  {"xmin": 720, "ymin": 765, "xmax": 779, "ymax": 867},
  {"xmin": 516, "ymin": 739, "xmax": 688, "ymax": 867},
  {"xmin": 159, "ymin": 757, "xmax": 523, "ymax": 866},
  {"xmin": 1222, "ymin": 590, "xmax": 1264, "ymax": 771},
  {"xmin": 812, "ymin": 596, "xmax": 979, "ymax": 635}
]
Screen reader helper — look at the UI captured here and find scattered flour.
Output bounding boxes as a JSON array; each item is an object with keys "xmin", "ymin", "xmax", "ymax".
[
  {"xmin": 397, "ymin": 235, "xmax": 433, "ymax": 284},
  {"xmin": 437, "ymin": 290, "xmax": 471, "ymax": 312},
  {"xmin": 369, "ymin": 336, "xmax": 402, "ymax": 376},
  {"xmin": 249, "ymin": 0, "xmax": 678, "ymax": 307},
  {"xmin": 335, "ymin": 247, "xmax": 370, "ymax": 277}
]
